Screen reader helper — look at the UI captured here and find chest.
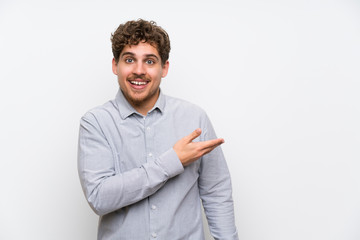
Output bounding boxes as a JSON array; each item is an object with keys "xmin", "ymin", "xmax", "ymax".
[{"xmin": 100, "ymin": 111, "xmax": 201, "ymax": 173}]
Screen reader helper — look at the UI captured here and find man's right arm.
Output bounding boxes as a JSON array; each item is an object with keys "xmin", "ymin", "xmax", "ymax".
[{"xmin": 77, "ymin": 114, "xmax": 184, "ymax": 216}]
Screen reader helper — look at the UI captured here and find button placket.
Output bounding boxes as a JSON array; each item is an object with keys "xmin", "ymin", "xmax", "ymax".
[
  {"xmin": 149, "ymin": 198, "xmax": 159, "ymax": 239},
  {"xmin": 146, "ymin": 113, "xmax": 160, "ymax": 239},
  {"xmin": 144, "ymin": 115, "xmax": 154, "ymax": 161}
]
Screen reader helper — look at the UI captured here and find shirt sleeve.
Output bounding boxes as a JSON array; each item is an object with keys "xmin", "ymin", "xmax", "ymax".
[
  {"xmin": 198, "ymin": 114, "xmax": 239, "ymax": 240},
  {"xmin": 77, "ymin": 113, "xmax": 184, "ymax": 216}
]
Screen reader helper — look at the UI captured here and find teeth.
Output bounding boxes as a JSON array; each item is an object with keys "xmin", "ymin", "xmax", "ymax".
[{"xmin": 130, "ymin": 81, "xmax": 147, "ymax": 85}]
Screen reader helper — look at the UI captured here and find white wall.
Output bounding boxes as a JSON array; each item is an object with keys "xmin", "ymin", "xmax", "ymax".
[{"xmin": 1, "ymin": 0, "xmax": 359, "ymax": 239}]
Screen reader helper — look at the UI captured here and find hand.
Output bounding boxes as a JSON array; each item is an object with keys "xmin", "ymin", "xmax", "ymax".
[{"xmin": 173, "ymin": 128, "xmax": 224, "ymax": 166}]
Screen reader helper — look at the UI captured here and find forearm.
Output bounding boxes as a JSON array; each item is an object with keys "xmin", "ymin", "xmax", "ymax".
[{"xmin": 80, "ymin": 148, "xmax": 183, "ymax": 216}]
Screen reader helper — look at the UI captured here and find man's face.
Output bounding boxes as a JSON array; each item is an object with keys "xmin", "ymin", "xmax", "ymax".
[{"xmin": 112, "ymin": 42, "xmax": 169, "ymax": 111}]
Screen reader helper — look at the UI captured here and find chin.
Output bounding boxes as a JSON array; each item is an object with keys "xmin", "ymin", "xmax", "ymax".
[{"xmin": 128, "ymin": 95, "xmax": 148, "ymax": 105}]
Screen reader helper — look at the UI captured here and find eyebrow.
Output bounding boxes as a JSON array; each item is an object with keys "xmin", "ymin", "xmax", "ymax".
[{"xmin": 121, "ymin": 52, "xmax": 159, "ymax": 60}]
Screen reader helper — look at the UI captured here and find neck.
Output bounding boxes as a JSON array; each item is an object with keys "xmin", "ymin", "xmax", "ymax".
[
  {"xmin": 126, "ymin": 90, "xmax": 160, "ymax": 116},
  {"xmin": 133, "ymin": 102, "xmax": 154, "ymax": 116}
]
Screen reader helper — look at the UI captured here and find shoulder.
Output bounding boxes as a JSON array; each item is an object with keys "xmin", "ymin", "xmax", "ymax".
[{"xmin": 81, "ymin": 99, "xmax": 118, "ymax": 123}]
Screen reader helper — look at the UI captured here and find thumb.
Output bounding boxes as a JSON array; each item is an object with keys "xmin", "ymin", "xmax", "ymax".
[{"xmin": 186, "ymin": 128, "xmax": 202, "ymax": 142}]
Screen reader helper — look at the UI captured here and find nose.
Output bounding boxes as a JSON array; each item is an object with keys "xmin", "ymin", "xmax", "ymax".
[{"xmin": 133, "ymin": 62, "xmax": 146, "ymax": 75}]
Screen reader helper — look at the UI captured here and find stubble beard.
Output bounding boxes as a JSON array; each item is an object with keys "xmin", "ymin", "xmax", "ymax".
[
  {"xmin": 120, "ymin": 74, "xmax": 161, "ymax": 109},
  {"xmin": 124, "ymin": 87, "xmax": 160, "ymax": 108}
]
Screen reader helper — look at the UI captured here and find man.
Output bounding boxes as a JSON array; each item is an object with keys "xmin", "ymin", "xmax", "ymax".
[{"xmin": 78, "ymin": 19, "xmax": 238, "ymax": 240}]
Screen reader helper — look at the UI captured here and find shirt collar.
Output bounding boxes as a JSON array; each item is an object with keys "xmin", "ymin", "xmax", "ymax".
[{"xmin": 115, "ymin": 89, "xmax": 166, "ymax": 119}]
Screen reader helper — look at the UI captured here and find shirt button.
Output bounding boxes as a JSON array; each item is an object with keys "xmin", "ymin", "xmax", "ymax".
[
  {"xmin": 146, "ymin": 126, "xmax": 151, "ymax": 131},
  {"xmin": 151, "ymin": 232, "xmax": 157, "ymax": 238},
  {"xmin": 151, "ymin": 205, "xmax": 157, "ymax": 210},
  {"xmin": 148, "ymin": 153, "xmax": 153, "ymax": 157}
]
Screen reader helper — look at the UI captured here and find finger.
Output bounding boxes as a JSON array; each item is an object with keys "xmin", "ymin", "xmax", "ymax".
[
  {"xmin": 186, "ymin": 128, "xmax": 202, "ymax": 142},
  {"xmin": 199, "ymin": 138, "xmax": 224, "ymax": 150},
  {"xmin": 202, "ymin": 139, "xmax": 224, "ymax": 154}
]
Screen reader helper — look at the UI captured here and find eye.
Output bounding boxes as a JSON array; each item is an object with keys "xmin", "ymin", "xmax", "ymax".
[
  {"xmin": 125, "ymin": 58, "xmax": 134, "ymax": 63},
  {"xmin": 146, "ymin": 59, "xmax": 155, "ymax": 65}
]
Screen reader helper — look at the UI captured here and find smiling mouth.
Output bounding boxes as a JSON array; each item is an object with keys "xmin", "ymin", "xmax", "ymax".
[
  {"xmin": 128, "ymin": 79, "xmax": 150, "ymax": 90},
  {"xmin": 130, "ymin": 81, "xmax": 148, "ymax": 85},
  {"xmin": 127, "ymin": 74, "xmax": 150, "ymax": 89}
]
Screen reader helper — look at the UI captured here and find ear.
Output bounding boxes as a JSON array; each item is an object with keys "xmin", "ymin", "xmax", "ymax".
[
  {"xmin": 112, "ymin": 58, "xmax": 118, "ymax": 75},
  {"xmin": 161, "ymin": 61, "xmax": 170, "ymax": 78}
]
